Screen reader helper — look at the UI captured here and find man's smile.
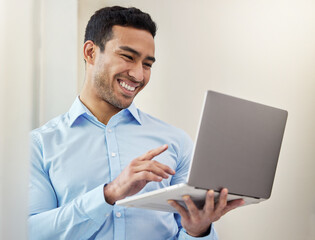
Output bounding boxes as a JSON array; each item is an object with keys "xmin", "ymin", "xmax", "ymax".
[
  {"xmin": 118, "ymin": 79, "xmax": 136, "ymax": 92},
  {"xmin": 117, "ymin": 77, "xmax": 143, "ymax": 96}
]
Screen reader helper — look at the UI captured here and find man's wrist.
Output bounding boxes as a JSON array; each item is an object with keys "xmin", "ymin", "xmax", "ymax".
[
  {"xmin": 197, "ymin": 225, "xmax": 211, "ymax": 237},
  {"xmin": 187, "ymin": 224, "xmax": 211, "ymax": 238},
  {"xmin": 103, "ymin": 183, "xmax": 119, "ymax": 205}
]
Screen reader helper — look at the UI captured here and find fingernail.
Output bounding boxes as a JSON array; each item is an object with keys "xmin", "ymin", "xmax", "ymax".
[
  {"xmin": 221, "ymin": 188, "xmax": 228, "ymax": 195},
  {"xmin": 208, "ymin": 190, "xmax": 214, "ymax": 197},
  {"xmin": 183, "ymin": 195, "xmax": 190, "ymax": 201}
]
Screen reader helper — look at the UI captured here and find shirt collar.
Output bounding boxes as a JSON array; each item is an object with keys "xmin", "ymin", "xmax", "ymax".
[
  {"xmin": 68, "ymin": 96, "xmax": 90, "ymax": 127},
  {"xmin": 68, "ymin": 96, "xmax": 142, "ymax": 127},
  {"xmin": 126, "ymin": 102, "xmax": 142, "ymax": 125}
]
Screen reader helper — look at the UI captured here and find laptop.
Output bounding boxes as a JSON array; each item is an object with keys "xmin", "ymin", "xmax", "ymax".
[{"xmin": 116, "ymin": 90, "xmax": 288, "ymax": 212}]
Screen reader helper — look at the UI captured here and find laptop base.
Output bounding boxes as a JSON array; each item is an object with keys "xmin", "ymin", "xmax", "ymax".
[{"xmin": 116, "ymin": 183, "xmax": 263, "ymax": 213}]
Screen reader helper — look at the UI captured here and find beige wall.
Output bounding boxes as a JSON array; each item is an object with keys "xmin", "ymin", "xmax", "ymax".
[
  {"xmin": 39, "ymin": 0, "xmax": 78, "ymax": 125},
  {"xmin": 78, "ymin": 1, "xmax": 315, "ymax": 239},
  {"xmin": 0, "ymin": 0, "xmax": 34, "ymax": 239}
]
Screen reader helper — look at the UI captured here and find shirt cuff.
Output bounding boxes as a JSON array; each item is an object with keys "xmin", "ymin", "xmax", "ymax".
[
  {"xmin": 178, "ymin": 224, "xmax": 218, "ymax": 240},
  {"xmin": 81, "ymin": 184, "xmax": 114, "ymax": 224}
]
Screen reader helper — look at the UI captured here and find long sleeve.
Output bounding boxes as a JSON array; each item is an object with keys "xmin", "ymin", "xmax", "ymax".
[
  {"xmin": 176, "ymin": 218, "xmax": 218, "ymax": 240},
  {"xmin": 29, "ymin": 133, "xmax": 113, "ymax": 240}
]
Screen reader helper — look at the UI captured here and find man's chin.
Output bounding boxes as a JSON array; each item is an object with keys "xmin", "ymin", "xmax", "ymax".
[
  {"xmin": 102, "ymin": 93, "xmax": 134, "ymax": 110},
  {"xmin": 118, "ymin": 95, "xmax": 135, "ymax": 109},
  {"xmin": 110, "ymin": 99, "xmax": 133, "ymax": 110},
  {"xmin": 122, "ymin": 100, "xmax": 134, "ymax": 109}
]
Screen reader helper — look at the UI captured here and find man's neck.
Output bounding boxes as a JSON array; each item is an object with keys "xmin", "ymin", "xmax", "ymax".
[{"xmin": 79, "ymin": 92, "xmax": 121, "ymax": 125}]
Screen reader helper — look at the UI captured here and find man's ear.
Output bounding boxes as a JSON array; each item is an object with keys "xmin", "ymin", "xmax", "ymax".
[{"xmin": 83, "ymin": 40, "xmax": 97, "ymax": 64}]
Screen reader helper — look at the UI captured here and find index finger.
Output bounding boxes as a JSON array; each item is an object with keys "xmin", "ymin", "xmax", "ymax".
[{"xmin": 139, "ymin": 144, "xmax": 168, "ymax": 160}]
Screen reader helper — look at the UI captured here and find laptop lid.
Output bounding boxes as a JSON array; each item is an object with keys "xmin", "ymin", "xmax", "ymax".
[{"xmin": 187, "ymin": 91, "xmax": 288, "ymax": 199}]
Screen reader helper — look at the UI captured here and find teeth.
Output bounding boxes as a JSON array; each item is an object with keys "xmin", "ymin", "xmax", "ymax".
[{"xmin": 120, "ymin": 81, "xmax": 135, "ymax": 91}]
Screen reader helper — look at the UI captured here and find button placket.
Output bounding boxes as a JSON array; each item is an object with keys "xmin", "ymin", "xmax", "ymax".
[
  {"xmin": 105, "ymin": 125, "xmax": 122, "ymax": 182},
  {"xmin": 106, "ymin": 115, "xmax": 127, "ymax": 240}
]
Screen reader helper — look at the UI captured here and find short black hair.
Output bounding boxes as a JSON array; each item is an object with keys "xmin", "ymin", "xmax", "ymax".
[{"xmin": 84, "ymin": 6, "xmax": 157, "ymax": 52}]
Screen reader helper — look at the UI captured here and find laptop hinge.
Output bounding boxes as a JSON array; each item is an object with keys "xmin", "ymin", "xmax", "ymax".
[{"xmin": 194, "ymin": 187, "xmax": 260, "ymax": 199}]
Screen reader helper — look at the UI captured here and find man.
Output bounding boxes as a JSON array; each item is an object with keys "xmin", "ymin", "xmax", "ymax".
[{"xmin": 29, "ymin": 6, "xmax": 244, "ymax": 240}]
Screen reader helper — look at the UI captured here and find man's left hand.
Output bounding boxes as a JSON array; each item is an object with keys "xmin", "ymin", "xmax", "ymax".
[{"xmin": 168, "ymin": 188, "xmax": 245, "ymax": 237}]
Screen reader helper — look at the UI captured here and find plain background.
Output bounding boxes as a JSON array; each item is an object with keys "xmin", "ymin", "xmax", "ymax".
[{"xmin": 1, "ymin": 0, "xmax": 314, "ymax": 239}]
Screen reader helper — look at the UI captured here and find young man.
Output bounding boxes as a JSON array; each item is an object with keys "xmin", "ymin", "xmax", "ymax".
[{"xmin": 29, "ymin": 6, "xmax": 244, "ymax": 240}]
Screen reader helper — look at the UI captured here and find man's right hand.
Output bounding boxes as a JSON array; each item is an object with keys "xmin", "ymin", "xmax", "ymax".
[{"xmin": 103, "ymin": 144, "xmax": 175, "ymax": 205}]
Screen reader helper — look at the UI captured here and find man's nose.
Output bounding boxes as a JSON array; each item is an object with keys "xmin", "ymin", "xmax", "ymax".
[{"xmin": 128, "ymin": 62, "xmax": 144, "ymax": 82}]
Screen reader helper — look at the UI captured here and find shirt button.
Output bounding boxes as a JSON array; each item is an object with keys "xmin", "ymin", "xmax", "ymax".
[
  {"xmin": 115, "ymin": 212, "xmax": 121, "ymax": 218},
  {"xmin": 111, "ymin": 152, "xmax": 116, "ymax": 157},
  {"xmin": 108, "ymin": 129, "xmax": 112, "ymax": 133}
]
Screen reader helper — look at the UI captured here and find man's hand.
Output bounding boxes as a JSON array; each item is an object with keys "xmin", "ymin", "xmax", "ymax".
[
  {"xmin": 168, "ymin": 188, "xmax": 245, "ymax": 237},
  {"xmin": 103, "ymin": 144, "xmax": 175, "ymax": 205}
]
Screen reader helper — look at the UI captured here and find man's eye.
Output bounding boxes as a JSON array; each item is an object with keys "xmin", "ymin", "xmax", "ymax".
[
  {"xmin": 122, "ymin": 54, "xmax": 133, "ymax": 60},
  {"xmin": 143, "ymin": 63, "xmax": 152, "ymax": 68}
]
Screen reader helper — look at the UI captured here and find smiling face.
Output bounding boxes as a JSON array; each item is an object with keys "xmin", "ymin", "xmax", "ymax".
[{"xmin": 90, "ymin": 25, "xmax": 155, "ymax": 110}]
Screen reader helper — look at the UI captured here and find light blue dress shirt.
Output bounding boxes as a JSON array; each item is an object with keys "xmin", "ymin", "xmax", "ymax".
[{"xmin": 29, "ymin": 97, "xmax": 218, "ymax": 240}]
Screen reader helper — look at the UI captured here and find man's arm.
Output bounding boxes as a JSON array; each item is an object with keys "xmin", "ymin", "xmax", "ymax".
[
  {"xmin": 29, "ymin": 185, "xmax": 112, "ymax": 240},
  {"xmin": 29, "ymin": 135, "xmax": 113, "ymax": 240},
  {"xmin": 30, "ymin": 134, "xmax": 174, "ymax": 239}
]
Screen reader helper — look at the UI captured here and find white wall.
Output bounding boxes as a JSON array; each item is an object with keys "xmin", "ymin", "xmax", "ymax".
[
  {"xmin": 78, "ymin": 1, "xmax": 315, "ymax": 239},
  {"xmin": 39, "ymin": 0, "xmax": 78, "ymax": 125},
  {"xmin": 0, "ymin": 0, "xmax": 34, "ymax": 239}
]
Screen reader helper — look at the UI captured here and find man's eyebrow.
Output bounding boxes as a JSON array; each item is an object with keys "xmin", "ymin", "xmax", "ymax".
[{"xmin": 119, "ymin": 46, "xmax": 156, "ymax": 63}]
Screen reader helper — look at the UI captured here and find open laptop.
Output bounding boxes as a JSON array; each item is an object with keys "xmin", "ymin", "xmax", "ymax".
[{"xmin": 116, "ymin": 90, "xmax": 288, "ymax": 212}]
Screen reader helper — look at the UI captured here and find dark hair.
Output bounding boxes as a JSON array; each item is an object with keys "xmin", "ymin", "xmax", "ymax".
[{"xmin": 84, "ymin": 6, "xmax": 157, "ymax": 52}]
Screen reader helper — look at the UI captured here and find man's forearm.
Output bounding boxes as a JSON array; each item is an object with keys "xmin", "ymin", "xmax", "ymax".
[{"xmin": 29, "ymin": 184, "xmax": 112, "ymax": 240}]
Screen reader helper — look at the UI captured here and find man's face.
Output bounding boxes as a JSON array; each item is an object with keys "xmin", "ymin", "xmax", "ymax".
[{"xmin": 91, "ymin": 25, "xmax": 155, "ymax": 109}]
